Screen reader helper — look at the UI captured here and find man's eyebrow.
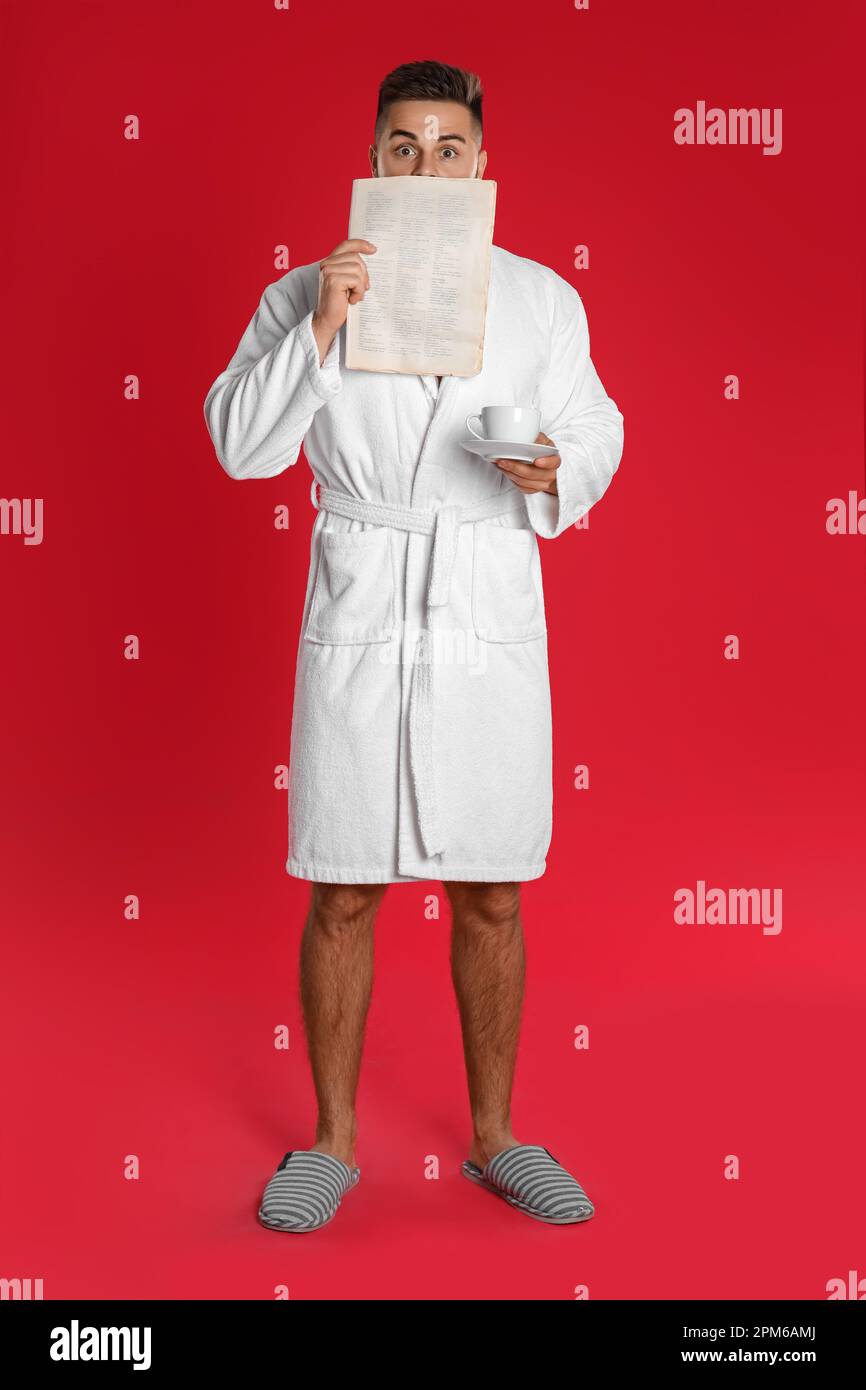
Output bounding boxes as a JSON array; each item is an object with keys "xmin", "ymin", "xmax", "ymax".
[{"xmin": 388, "ymin": 128, "xmax": 467, "ymax": 144}]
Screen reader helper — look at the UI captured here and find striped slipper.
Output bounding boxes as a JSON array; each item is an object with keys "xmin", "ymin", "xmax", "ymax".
[
  {"xmin": 257, "ymin": 1149, "xmax": 361, "ymax": 1233},
  {"xmin": 462, "ymin": 1143, "xmax": 595, "ymax": 1224}
]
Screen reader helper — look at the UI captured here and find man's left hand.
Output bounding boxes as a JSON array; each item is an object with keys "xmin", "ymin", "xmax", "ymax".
[{"xmin": 491, "ymin": 432, "xmax": 559, "ymax": 495}]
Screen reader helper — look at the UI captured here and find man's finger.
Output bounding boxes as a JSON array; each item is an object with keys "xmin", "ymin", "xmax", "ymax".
[
  {"xmin": 497, "ymin": 464, "xmax": 557, "ymax": 494},
  {"xmin": 325, "ymin": 250, "xmax": 374, "ymax": 266},
  {"xmin": 327, "ymin": 238, "xmax": 378, "ymax": 256},
  {"xmin": 501, "ymin": 477, "xmax": 553, "ymax": 492},
  {"xmin": 503, "ymin": 478, "xmax": 554, "ymax": 494},
  {"xmin": 322, "ymin": 267, "xmax": 368, "ymax": 286},
  {"xmin": 323, "ymin": 253, "xmax": 372, "ymax": 284},
  {"xmin": 492, "ymin": 455, "xmax": 559, "ymax": 480}
]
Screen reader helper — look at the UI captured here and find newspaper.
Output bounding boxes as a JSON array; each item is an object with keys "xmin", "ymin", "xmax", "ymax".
[{"xmin": 345, "ymin": 176, "xmax": 497, "ymax": 376}]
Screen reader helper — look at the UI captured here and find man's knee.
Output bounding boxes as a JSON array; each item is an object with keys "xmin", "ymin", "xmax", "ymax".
[
  {"xmin": 445, "ymin": 881, "xmax": 521, "ymax": 929},
  {"xmin": 309, "ymin": 881, "xmax": 386, "ymax": 931}
]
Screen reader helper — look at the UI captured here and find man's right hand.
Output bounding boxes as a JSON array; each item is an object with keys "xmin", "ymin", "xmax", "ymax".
[{"xmin": 311, "ymin": 238, "xmax": 376, "ymax": 364}]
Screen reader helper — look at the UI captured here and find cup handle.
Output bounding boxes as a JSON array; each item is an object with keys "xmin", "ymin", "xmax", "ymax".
[{"xmin": 466, "ymin": 414, "xmax": 484, "ymax": 439}]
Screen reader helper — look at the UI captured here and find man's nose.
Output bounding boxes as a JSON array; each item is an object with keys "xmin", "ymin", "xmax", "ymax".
[{"xmin": 414, "ymin": 152, "xmax": 440, "ymax": 176}]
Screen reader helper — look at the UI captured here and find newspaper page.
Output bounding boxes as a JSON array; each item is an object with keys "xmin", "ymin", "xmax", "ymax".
[{"xmin": 345, "ymin": 176, "xmax": 497, "ymax": 377}]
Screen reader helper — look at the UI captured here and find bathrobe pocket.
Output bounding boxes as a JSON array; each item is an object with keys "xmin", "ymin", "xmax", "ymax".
[
  {"xmin": 471, "ymin": 524, "xmax": 547, "ymax": 643},
  {"xmin": 304, "ymin": 526, "xmax": 396, "ymax": 645}
]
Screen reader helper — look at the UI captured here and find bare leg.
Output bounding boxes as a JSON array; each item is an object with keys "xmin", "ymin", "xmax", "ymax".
[
  {"xmin": 298, "ymin": 882, "xmax": 386, "ymax": 1168},
  {"xmin": 445, "ymin": 881, "xmax": 525, "ymax": 1171}
]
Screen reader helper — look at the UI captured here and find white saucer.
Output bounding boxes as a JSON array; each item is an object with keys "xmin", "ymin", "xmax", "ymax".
[{"xmin": 460, "ymin": 438, "xmax": 558, "ymax": 463}]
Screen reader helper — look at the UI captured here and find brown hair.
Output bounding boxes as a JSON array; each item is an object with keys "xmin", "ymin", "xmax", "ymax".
[{"xmin": 374, "ymin": 60, "xmax": 483, "ymax": 144}]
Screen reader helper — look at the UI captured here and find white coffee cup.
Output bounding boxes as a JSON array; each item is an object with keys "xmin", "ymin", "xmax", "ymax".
[{"xmin": 466, "ymin": 405, "xmax": 541, "ymax": 444}]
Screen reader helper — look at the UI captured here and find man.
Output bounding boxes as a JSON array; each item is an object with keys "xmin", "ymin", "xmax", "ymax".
[{"xmin": 203, "ymin": 60, "xmax": 624, "ymax": 1231}]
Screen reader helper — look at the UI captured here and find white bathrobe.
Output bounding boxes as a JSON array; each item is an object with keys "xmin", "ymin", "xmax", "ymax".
[{"xmin": 203, "ymin": 243, "xmax": 624, "ymax": 883}]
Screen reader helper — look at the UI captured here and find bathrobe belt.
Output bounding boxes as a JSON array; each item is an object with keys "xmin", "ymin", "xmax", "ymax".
[{"xmin": 310, "ymin": 478, "xmax": 528, "ymax": 858}]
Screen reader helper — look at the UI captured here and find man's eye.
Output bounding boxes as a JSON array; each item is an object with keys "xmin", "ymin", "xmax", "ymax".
[
  {"xmin": 395, "ymin": 145, "xmax": 415, "ymax": 157},
  {"xmin": 441, "ymin": 147, "xmax": 458, "ymax": 158}
]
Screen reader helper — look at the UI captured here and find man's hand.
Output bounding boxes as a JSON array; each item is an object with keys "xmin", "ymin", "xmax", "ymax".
[
  {"xmin": 491, "ymin": 431, "xmax": 560, "ymax": 495},
  {"xmin": 311, "ymin": 238, "xmax": 377, "ymax": 364}
]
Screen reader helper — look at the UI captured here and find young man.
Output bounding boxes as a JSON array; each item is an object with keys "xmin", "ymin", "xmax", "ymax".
[{"xmin": 204, "ymin": 60, "xmax": 624, "ymax": 1231}]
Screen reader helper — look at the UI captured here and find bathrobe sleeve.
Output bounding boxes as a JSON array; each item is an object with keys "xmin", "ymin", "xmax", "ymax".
[
  {"xmin": 524, "ymin": 273, "xmax": 624, "ymax": 539},
  {"xmin": 203, "ymin": 276, "xmax": 342, "ymax": 480}
]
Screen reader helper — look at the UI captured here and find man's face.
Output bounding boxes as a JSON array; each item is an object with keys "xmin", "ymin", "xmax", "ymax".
[{"xmin": 370, "ymin": 100, "xmax": 487, "ymax": 179}]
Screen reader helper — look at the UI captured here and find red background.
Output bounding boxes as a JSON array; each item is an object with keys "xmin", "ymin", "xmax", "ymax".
[{"xmin": 1, "ymin": 0, "xmax": 864, "ymax": 1299}]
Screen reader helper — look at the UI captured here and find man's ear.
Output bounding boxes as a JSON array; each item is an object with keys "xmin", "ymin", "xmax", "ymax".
[
  {"xmin": 368, "ymin": 143, "xmax": 378, "ymax": 176},
  {"xmin": 476, "ymin": 148, "xmax": 488, "ymax": 179}
]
